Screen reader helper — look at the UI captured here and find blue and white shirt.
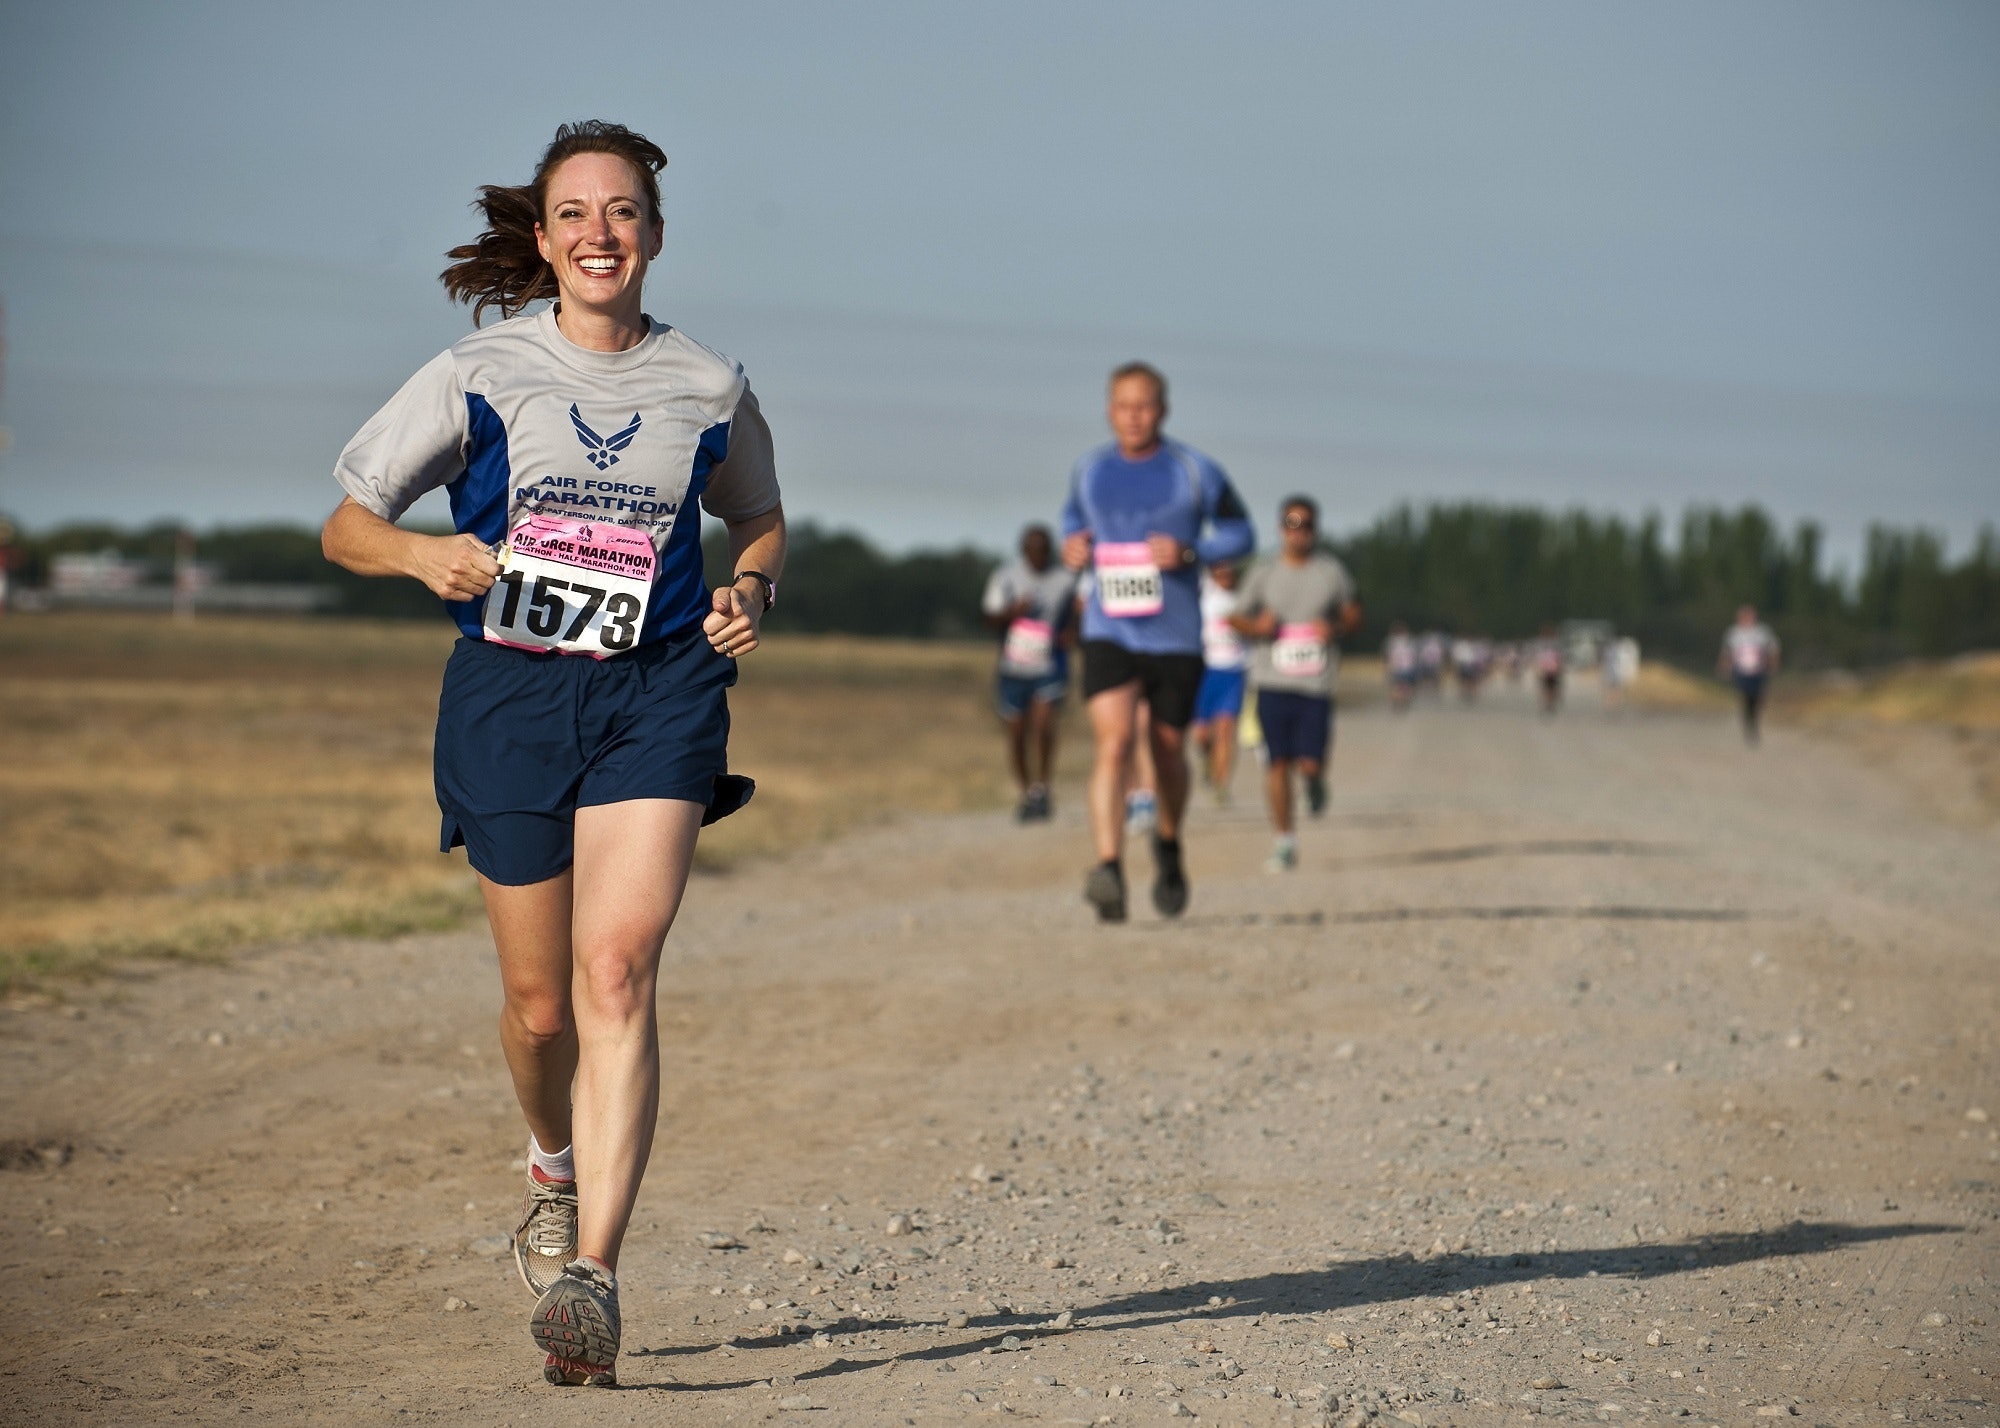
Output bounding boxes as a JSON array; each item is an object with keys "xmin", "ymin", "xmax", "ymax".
[
  {"xmin": 1058, "ymin": 439, "xmax": 1255, "ymax": 655},
  {"xmin": 334, "ymin": 308, "xmax": 780, "ymax": 647}
]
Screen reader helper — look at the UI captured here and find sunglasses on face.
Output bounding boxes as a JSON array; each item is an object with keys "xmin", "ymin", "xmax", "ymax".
[{"xmin": 1283, "ymin": 516, "xmax": 1316, "ymax": 531}]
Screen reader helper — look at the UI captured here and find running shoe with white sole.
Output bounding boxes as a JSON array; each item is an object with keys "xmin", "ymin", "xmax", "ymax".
[
  {"xmin": 532, "ymin": 1259, "xmax": 621, "ymax": 1387},
  {"xmin": 1151, "ymin": 835, "xmax": 1188, "ymax": 918},
  {"xmin": 1265, "ymin": 837, "xmax": 1299, "ymax": 874},
  {"xmin": 1084, "ymin": 861, "xmax": 1127, "ymax": 922},
  {"xmin": 513, "ymin": 1168, "xmax": 579, "ymax": 1297}
]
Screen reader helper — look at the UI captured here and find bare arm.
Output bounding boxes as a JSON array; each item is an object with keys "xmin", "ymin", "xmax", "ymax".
[
  {"xmin": 1229, "ymin": 609, "xmax": 1278, "ymax": 639},
  {"xmin": 702, "ymin": 501, "xmax": 787, "ymax": 658},
  {"xmin": 320, "ymin": 495, "xmax": 498, "ymax": 601}
]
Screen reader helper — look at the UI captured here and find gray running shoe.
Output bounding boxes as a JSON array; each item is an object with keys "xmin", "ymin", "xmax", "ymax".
[
  {"xmin": 513, "ymin": 1170, "xmax": 579, "ymax": 1297},
  {"xmin": 532, "ymin": 1259, "xmax": 621, "ymax": 1387},
  {"xmin": 1084, "ymin": 862, "xmax": 1127, "ymax": 922}
]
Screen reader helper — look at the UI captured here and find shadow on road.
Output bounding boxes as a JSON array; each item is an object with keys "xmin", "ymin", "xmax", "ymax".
[
  {"xmin": 620, "ymin": 1219, "xmax": 1956, "ymax": 1393},
  {"xmin": 1166, "ymin": 904, "xmax": 1763, "ymax": 929},
  {"xmin": 1331, "ymin": 838, "xmax": 1684, "ymax": 869}
]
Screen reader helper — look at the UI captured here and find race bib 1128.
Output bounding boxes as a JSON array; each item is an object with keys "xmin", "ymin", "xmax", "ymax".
[
  {"xmin": 1095, "ymin": 542, "xmax": 1164, "ymax": 618},
  {"xmin": 483, "ymin": 514, "xmax": 654, "ymax": 658}
]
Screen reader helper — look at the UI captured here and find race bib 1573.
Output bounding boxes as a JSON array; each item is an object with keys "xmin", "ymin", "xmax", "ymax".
[
  {"xmin": 1095, "ymin": 542, "xmax": 1164, "ymax": 618},
  {"xmin": 483, "ymin": 514, "xmax": 654, "ymax": 658}
]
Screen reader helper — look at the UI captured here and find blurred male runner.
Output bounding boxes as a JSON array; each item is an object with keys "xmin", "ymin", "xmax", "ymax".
[
  {"xmin": 1060, "ymin": 362, "xmax": 1254, "ymax": 921},
  {"xmin": 1191, "ymin": 560, "xmax": 1249, "ymax": 803},
  {"xmin": 982, "ymin": 524, "xmax": 1079, "ymax": 820},
  {"xmin": 1232, "ymin": 496, "xmax": 1360, "ymax": 871},
  {"xmin": 1718, "ymin": 605, "xmax": 1781, "ymax": 745}
]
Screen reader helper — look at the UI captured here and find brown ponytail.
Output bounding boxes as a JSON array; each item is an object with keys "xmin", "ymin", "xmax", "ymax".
[{"xmin": 440, "ymin": 120, "xmax": 669, "ymax": 325}]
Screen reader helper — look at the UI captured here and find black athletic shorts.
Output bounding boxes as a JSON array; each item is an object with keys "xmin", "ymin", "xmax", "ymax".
[{"xmin": 1080, "ymin": 640, "xmax": 1206, "ymax": 729}]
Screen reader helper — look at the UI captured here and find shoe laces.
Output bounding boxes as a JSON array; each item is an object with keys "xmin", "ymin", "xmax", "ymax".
[{"xmin": 519, "ymin": 1176, "xmax": 577, "ymax": 1256}]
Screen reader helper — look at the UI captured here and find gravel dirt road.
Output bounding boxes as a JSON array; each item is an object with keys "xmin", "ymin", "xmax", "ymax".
[{"xmin": 2, "ymin": 684, "xmax": 1995, "ymax": 1426}]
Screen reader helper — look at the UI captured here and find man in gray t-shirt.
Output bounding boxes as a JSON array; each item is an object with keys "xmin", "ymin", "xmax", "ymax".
[
  {"xmin": 1231, "ymin": 496, "xmax": 1361, "ymax": 871},
  {"xmin": 981, "ymin": 525, "xmax": 1081, "ymax": 820}
]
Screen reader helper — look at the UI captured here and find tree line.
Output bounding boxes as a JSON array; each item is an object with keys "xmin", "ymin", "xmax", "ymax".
[
  {"xmin": 1333, "ymin": 503, "xmax": 2000, "ymax": 668},
  {"xmin": 6, "ymin": 504, "xmax": 1996, "ymax": 669}
]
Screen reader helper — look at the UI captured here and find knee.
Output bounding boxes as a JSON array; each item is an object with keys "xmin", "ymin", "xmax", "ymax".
[
  {"xmin": 574, "ymin": 947, "xmax": 656, "ymax": 1024},
  {"xmin": 505, "ymin": 992, "xmax": 573, "ymax": 1051}
]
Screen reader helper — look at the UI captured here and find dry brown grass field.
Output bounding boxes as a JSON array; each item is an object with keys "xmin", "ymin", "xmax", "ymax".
[
  {"xmin": 7, "ymin": 612, "xmax": 1987, "ymax": 996},
  {"xmin": 0, "ymin": 614, "xmax": 1047, "ymax": 994}
]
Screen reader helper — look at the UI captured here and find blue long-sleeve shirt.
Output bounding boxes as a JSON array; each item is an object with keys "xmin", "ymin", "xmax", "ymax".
[{"xmin": 1059, "ymin": 438, "xmax": 1255, "ymax": 654}]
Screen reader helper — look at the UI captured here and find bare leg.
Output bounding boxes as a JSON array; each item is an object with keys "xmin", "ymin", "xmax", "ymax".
[
  {"xmin": 1128, "ymin": 699, "xmax": 1157, "ymax": 803},
  {"xmin": 481, "ymin": 871, "xmax": 579, "ymax": 1157},
  {"xmin": 1266, "ymin": 758, "xmax": 1295, "ymax": 836},
  {"xmin": 567, "ymin": 797, "xmax": 704, "ymax": 1271},
  {"xmin": 1209, "ymin": 713, "xmax": 1237, "ymax": 794},
  {"xmin": 1001, "ymin": 711, "xmax": 1029, "ymax": 793},
  {"xmin": 1029, "ymin": 698, "xmax": 1059, "ymax": 785},
  {"xmin": 1149, "ymin": 718, "xmax": 1189, "ymax": 841},
  {"xmin": 1086, "ymin": 683, "xmax": 1141, "ymax": 863}
]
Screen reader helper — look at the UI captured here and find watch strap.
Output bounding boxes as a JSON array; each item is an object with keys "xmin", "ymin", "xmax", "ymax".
[{"xmin": 733, "ymin": 569, "xmax": 776, "ymax": 612}]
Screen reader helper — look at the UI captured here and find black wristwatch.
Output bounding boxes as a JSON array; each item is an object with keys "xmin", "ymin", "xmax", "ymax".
[{"xmin": 733, "ymin": 569, "xmax": 777, "ymax": 613}]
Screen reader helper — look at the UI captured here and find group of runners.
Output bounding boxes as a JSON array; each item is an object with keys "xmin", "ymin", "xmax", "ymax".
[
  {"xmin": 320, "ymin": 120, "xmax": 1790, "ymax": 1390},
  {"xmin": 979, "ymin": 363, "xmax": 1363, "ymax": 904}
]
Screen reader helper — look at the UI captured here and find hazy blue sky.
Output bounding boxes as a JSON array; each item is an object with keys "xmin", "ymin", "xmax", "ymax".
[{"xmin": 1, "ymin": 1, "xmax": 1995, "ymax": 563}]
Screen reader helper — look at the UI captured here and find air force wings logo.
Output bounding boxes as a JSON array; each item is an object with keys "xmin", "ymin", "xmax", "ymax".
[{"xmin": 570, "ymin": 404, "xmax": 643, "ymax": 470}]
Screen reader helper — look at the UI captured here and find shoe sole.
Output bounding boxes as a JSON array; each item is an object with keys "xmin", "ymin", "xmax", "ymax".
[
  {"xmin": 532, "ymin": 1286, "xmax": 619, "ymax": 1387},
  {"xmin": 1152, "ymin": 876, "xmax": 1188, "ymax": 917}
]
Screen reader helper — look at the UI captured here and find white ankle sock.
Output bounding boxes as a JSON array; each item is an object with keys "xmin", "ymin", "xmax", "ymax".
[{"xmin": 529, "ymin": 1136, "xmax": 574, "ymax": 1182}]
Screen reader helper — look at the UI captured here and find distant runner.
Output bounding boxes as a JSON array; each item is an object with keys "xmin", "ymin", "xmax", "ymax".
[
  {"xmin": 1718, "ymin": 605, "xmax": 1781, "ymax": 745},
  {"xmin": 1061, "ymin": 362, "xmax": 1255, "ymax": 921},
  {"xmin": 322, "ymin": 122, "xmax": 784, "ymax": 1389},
  {"xmin": 1232, "ymin": 496, "xmax": 1360, "ymax": 872},
  {"xmin": 1191, "ymin": 561, "xmax": 1249, "ymax": 804},
  {"xmin": 1532, "ymin": 625, "xmax": 1565, "ymax": 715},
  {"xmin": 1601, "ymin": 634, "xmax": 1640, "ymax": 711},
  {"xmin": 1384, "ymin": 622, "xmax": 1418, "ymax": 713},
  {"xmin": 982, "ymin": 524, "xmax": 1079, "ymax": 821}
]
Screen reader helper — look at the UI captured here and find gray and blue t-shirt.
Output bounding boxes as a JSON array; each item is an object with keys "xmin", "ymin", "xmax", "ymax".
[{"xmin": 334, "ymin": 308, "xmax": 780, "ymax": 648}]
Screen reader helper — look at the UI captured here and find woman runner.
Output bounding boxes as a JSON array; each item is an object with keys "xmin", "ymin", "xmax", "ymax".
[{"xmin": 321, "ymin": 120, "xmax": 786, "ymax": 1387}]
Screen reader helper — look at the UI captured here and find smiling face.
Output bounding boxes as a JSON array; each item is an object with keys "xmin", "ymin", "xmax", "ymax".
[{"xmin": 534, "ymin": 151, "xmax": 663, "ymax": 326}]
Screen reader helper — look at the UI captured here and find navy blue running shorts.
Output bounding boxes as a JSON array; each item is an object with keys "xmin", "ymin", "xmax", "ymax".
[
  {"xmin": 434, "ymin": 630, "xmax": 750, "ymax": 886},
  {"xmin": 1256, "ymin": 688, "xmax": 1334, "ymax": 763}
]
